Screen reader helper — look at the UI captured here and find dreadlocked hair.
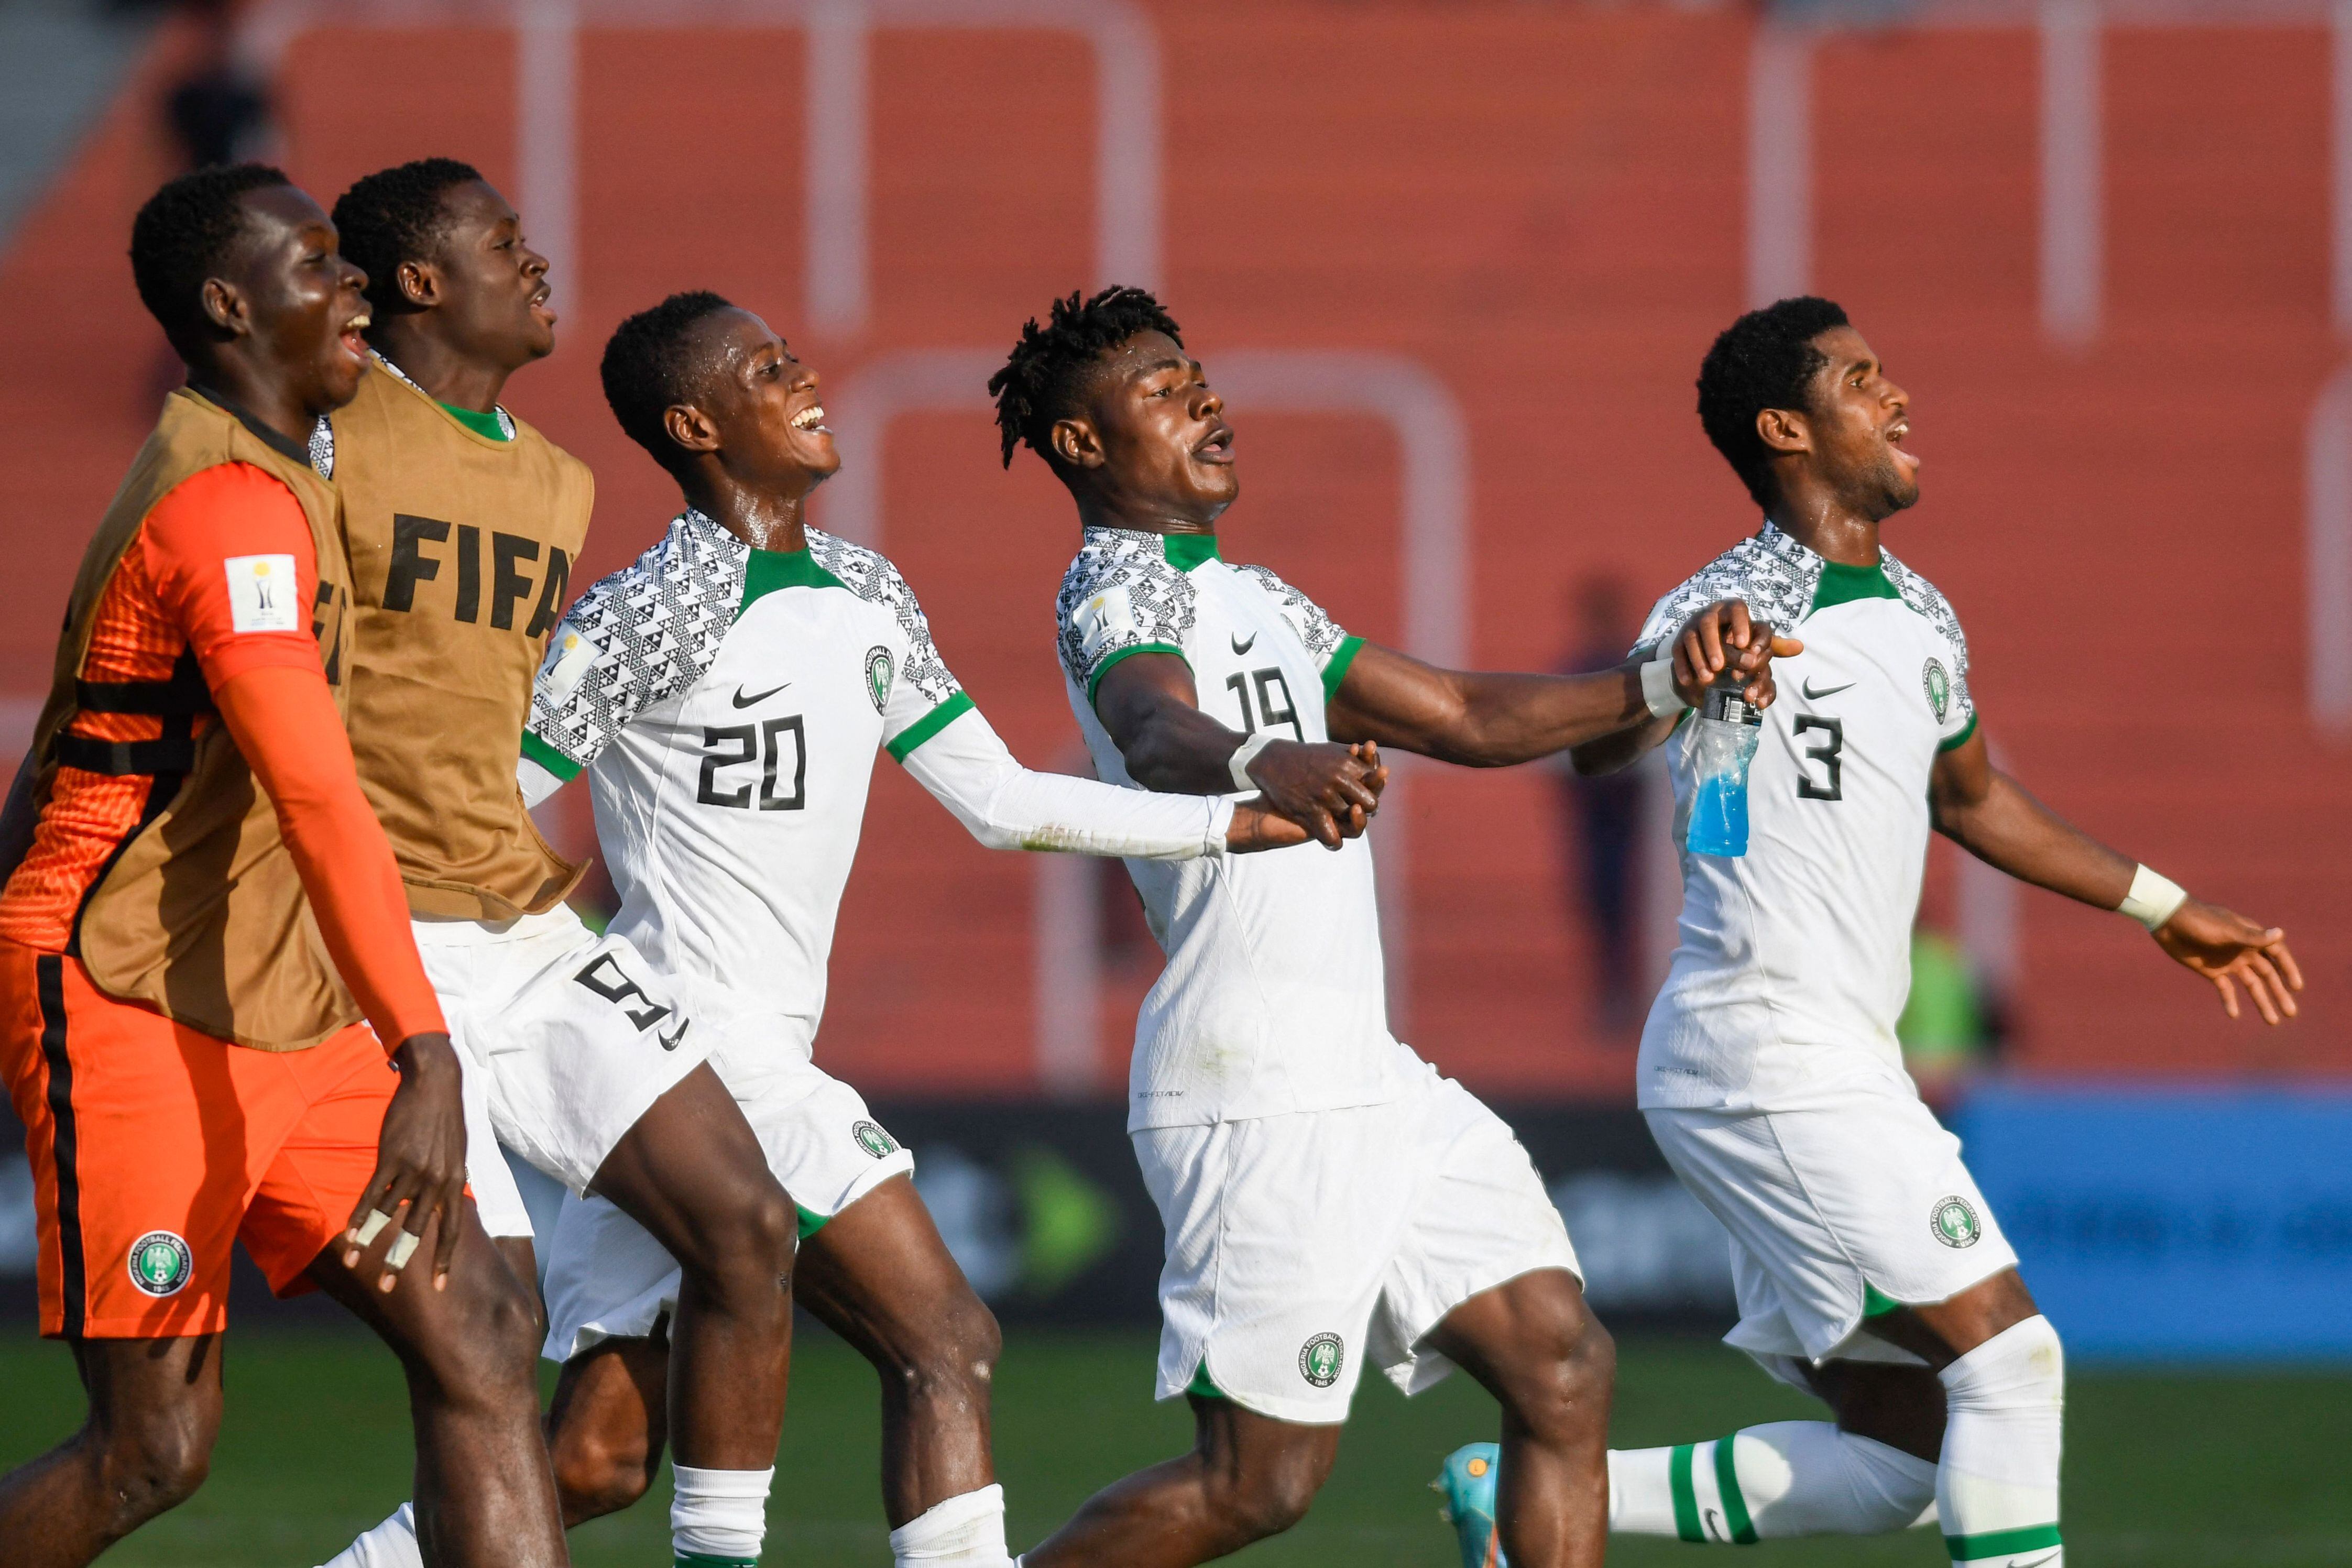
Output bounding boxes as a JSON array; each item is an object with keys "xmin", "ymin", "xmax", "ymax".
[
  {"xmin": 1696, "ymin": 295, "xmax": 1851, "ymax": 508},
  {"xmin": 987, "ymin": 285, "xmax": 1183, "ymax": 468},
  {"xmin": 129, "ymin": 163, "xmax": 292, "ymax": 345},
  {"xmin": 331, "ymin": 157, "xmax": 483, "ymax": 316},
  {"xmin": 600, "ymin": 290, "xmax": 737, "ymax": 470}
]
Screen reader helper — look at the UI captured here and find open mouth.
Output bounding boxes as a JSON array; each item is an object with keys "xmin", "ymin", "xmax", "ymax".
[
  {"xmin": 338, "ymin": 312, "xmax": 370, "ymax": 359},
  {"xmin": 529, "ymin": 283, "xmax": 555, "ymax": 322},
  {"xmin": 1194, "ymin": 423, "xmax": 1233, "ymax": 461},
  {"xmin": 1886, "ymin": 418, "xmax": 1919, "ymax": 470},
  {"xmin": 790, "ymin": 403, "xmax": 828, "ymax": 433}
]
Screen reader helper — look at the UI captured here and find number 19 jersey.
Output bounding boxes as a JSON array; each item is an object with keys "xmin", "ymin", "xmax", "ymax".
[
  {"xmin": 1633, "ymin": 523, "xmax": 1976, "ymax": 1113},
  {"xmin": 1057, "ymin": 527, "xmax": 1419, "ymax": 1131}
]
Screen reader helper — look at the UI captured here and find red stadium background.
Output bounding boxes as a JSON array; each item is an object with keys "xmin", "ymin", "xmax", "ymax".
[{"xmin": 2, "ymin": 0, "xmax": 2344, "ymax": 1104}]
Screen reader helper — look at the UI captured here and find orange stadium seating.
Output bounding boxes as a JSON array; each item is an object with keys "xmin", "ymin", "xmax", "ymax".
[{"xmin": 1, "ymin": 1, "xmax": 2342, "ymax": 1100}]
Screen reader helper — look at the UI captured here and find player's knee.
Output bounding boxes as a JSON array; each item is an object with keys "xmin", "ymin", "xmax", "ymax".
[
  {"xmin": 890, "ymin": 1294, "xmax": 1001, "ymax": 1406},
  {"xmin": 93, "ymin": 1401, "xmax": 215, "ymax": 1523},
  {"xmin": 550, "ymin": 1420, "xmax": 656, "ymax": 1524},
  {"xmin": 427, "ymin": 1269, "xmax": 548, "ymax": 1411},
  {"xmin": 1203, "ymin": 1461, "xmax": 1321, "ymax": 1547},
  {"xmin": 1499, "ymin": 1297, "xmax": 1615, "ymax": 1442},
  {"xmin": 683, "ymin": 1179, "xmax": 797, "ymax": 1301}
]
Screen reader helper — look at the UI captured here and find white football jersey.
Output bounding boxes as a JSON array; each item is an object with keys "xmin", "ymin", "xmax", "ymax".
[
  {"xmin": 523, "ymin": 510, "xmax": 1230, "ymax": 1062},
  {"xmin": 1633, "ymin": 523, "xmax": 1976, "ymax": 1112},
  {"xmin": 1056, "ymin": 528, "xmax": 1420, "ymax": 1130}
]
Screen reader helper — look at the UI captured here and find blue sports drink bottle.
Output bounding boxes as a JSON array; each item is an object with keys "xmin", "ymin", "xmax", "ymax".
[{"xmin": 1684, "ymin": 679, "xmax": 1763, "ymax": 858}]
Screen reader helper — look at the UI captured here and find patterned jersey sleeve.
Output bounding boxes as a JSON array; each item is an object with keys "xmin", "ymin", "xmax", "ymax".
[
  {"xmin": 1884, "ymin": 552, "xmax": 1976, "ymax": 747},
  {"xmin": 1230, "ymin": 563, "xmax": 1355, "ymax": 667},
  {"xmin": 1055, "ymin": 533, "xmax": 1196, "ymax": 704},
  {"xmin": 806, "ymin": 530, "xmax": 969, "ymax": 760},
  {"xmin": 523, "ymin": 525, "xmax": 739, "ymax": 780},
  {"xmin": 1630, "ymin": 535, "xmax": 1814, "ymax": 660}
]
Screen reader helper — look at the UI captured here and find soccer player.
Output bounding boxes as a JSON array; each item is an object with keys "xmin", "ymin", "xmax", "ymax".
[
  {"xmin": 304, "ymin": 163, "xmax": 796, "ymax": 1568},
  {"xmin": 505, "ymin": 290, "xmax": 1359, "ymax": 1568},
  {"xmin": 0, "ymin": 166, "xmax": 563, "ymax": 1568},
  {"xmin": 988, "ymin": 285, "xmax": 1791, "ymax": 1568},
  {"xmin": 1557, "ymin": 298, "xmax": 2297, "ymax": 1566}
]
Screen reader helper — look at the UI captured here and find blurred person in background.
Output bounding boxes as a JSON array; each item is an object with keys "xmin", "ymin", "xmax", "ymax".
[
  {"xmin": 159, "ymin": 0, "xmax": 274, "ymax": 172},
  {"xmin": 0, "ymin": 163, "xmax": 562, "ymax": 1568},
  {"xmin": 1550, "ymin": 576, "xmax": 1649, "ymax": 1035}
]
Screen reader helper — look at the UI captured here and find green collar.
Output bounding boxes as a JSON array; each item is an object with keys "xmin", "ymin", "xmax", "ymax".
[
  {"xmin": 1810, "ymin": 557, "xmax": 1899, "ymax": 613},
  {"xmin": 738, "ymin": 545, "xmax": 844, "ymax": 618},
  {"xmin": 1161, "ymin": 532, "xmax": 1221, "ymax": 571},
  {"xmin": 441, "ymin": 401, "xmax": 511, "ymax": 442}
]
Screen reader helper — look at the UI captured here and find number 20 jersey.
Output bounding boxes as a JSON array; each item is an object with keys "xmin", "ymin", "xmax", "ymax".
[
  {"xmin": 1057, "ymin": 528, "xmax": 1419, "ymax": 1131},
  {"xmin": 1632, "ymin": 522, "xmax": 1977, "ymax": 1113}
]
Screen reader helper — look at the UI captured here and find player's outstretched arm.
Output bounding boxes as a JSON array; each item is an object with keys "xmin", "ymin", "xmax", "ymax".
[
  {"xmin": 1929, "ymin": 723, "xmax": 2303, "ymax": 1025},
  {"xmin": 1094, "ymin": 652, "xmax": 1385, "ymax": 850},
  {"xmin": 899, "ymin": 699, "xmax": 1314, "ymax": 855},
  {"xmin": 1328, "ymin": 600, "xmax": 1798, "ymax": 771}
]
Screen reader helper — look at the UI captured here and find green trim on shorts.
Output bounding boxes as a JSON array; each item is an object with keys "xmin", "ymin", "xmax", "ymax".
[
  {"xmin": 797, "ymin": 1205, "xmax": 827, "ymax": 1241},
  {"xmin": 675, "ymin": 1553, "xmax": 758, "ymax": 1568},
  {"xmin": 1186, "ymin": 1359, "xmax": 1227, "ymax": 1399},
  {"xmin": 1863, "ymin": 1283, "xmax": 1902, "ymax": 1318},
  {"xmin": 1946, "ymin": 1525, "xmax": 2062, "ymax": 1561}
]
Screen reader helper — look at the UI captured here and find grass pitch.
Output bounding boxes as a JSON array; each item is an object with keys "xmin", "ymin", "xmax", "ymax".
[{"xmin": 0, "ymin": 1327, "xmax": 2343, "ymax": 1566}]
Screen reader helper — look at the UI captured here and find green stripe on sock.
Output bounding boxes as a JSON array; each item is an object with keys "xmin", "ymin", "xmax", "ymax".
[
  {"xmin": 1712, "ymin": 1435, "xmax": 1760, "ymax": 1545},
  {"xmin": 1945, "ymin": 1524, "xmax": 2063, "ymax": 1561},
  {"xmin": 674, "ymin": 1554, "xmax": 758, "ymax": 1567},
  {"xmin": 1668, "ymin": 1442, "xmax": 1704, "ymax": 1543}
]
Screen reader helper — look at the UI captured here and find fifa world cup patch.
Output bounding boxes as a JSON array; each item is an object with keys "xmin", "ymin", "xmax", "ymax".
[
  {"xmin": 224, "ymin": 554, "xmax": 301, "ymax": 633},
  {"xmin": 127, "ymin": 1231, "xmax": 194, "ymax": 1297},
  {"xmin": 1922, "ymin": 657, "xmax": 1951, "ymax": 723},
  {"xmin": 1930, "ymin": 1194, "xmax": 1982, "ymax": 1248},
  {"xmin": 1298, "ymin": 1331, "xmax": 1345, "ymax": 1388},
  {"xmin": 1073, "ymin": 587, "xmax": 1140, "ymax": 663}
]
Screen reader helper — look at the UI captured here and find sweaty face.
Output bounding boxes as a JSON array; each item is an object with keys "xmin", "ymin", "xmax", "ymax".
[
  {"xmin": 414, "ymin": 179, "xmax": 555, "ymax": 366},
  {"xmin": 1079, "ymin": 331, "xmax": 1236, "ymax": 522},
  {"xmin": 690, "ymin": 308, "xmax": 838, "ymax": 490},
  {"xmin": 1790, "ymin": 326, "xmax": 1918, "ymax": 519},
  {"xmin": 226, "ymin": 183, "xmax": 372, "ymax": 414}
]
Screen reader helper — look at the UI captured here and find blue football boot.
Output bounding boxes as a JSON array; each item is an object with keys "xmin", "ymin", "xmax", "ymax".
[{"xmin": 1432, "ymin": 1442, "xmax": 1507, "ymax": 1567}]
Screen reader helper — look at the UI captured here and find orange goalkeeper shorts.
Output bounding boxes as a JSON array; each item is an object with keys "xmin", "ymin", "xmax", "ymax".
[{"xmin": 0, "ymin": 937, "xmax": 397, "ymax": 1338}]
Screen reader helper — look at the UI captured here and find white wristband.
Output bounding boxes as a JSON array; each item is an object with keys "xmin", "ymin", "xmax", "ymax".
[
  {"xmin": 1640, "ymin": 655, "xmax": 1685, "ymax": 719},
  {"xmin": 2118, "ymin": 863, "xmax": 2189, "ymax": 931},
  {"xmin": 1228, "ymin": 731, "xmax": 1278, "ymax": 792}
]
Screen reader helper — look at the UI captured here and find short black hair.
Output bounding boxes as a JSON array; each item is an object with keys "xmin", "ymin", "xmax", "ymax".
[
  {"xmin": 988, "ymin": 285, "xmax": 1183, "ymax": 468},
  {"xmin": 1697, "ymin": 295, "xmax": 1851, "ymax": 508},
  {"xmin": 600, "ymin": 290, "xmax": 738, "ymax": 469},
  {"xmin": 129, "ymin": 162, "xmax": 293, "ymax": 346},
  {"xmin": 331, "ymin": 157, "xmax": 483, "ymax": 316}
]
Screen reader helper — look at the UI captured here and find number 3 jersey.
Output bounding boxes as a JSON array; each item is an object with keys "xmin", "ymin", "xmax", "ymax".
[
  {"xmin": 1632, "ymin": 522, "xmax": 1976, "ymax": 1113},
  {"xmin": 521, "ymin": 508, "xmax": 1233, "ymax": 1063},
  {"xmin": 1057, "ymin": 528, "xmax": 1420, "ymax": 1131}
]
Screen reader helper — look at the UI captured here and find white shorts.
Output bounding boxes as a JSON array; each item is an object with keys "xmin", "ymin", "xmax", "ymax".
[
  {"xmin": 1136, "ymin": 1068, "xmax": 1581, "ymax": 1426},
  {"xmin": 412, "ymin": 905, "xmax": 710, "ymax": 1216},
  {"xmin": 540, "ymin": 1027, "xmax": 914, "ymax": 1362},
  {"xmin": 1645, "ymin": 1081, "xmax": 2019, "ymax": 1372}
]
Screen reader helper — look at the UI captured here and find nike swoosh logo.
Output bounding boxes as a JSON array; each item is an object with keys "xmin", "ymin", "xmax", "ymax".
[
  {"xmin": 1800, "ymin": 678, "xmax": 1855, "ymax": 700},
  {"xmin": 1231, "ymin": 632, "xmax": 1256, "ymax": 654},
  {"xmin": 731, "ymin": 682, "xmax": 791, "ymax": 708},
  {"xmin": 2014, "ymin": 1553, "xmax": 2061, "ymax": 1568}
]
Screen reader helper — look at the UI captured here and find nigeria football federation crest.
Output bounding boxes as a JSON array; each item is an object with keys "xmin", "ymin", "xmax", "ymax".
[
  {"xmin": 1922, "ymin": 658, "xmax": 1951, "ymax": 723},
  {"xmin": 127, "ymin": 1231, "xmax": 193, "ymax": 1297},
  {"xmin": 865, "ymin": 646, "xmax": 894, "ymax": 714},
  {"xmin": 1930, "ymin": 1195, "xmax": 1982, "ymax": 1249},
  {"xmin": 1298, "ymin": 1332, "xmax": 1344, "ymax": 1388},
  {"xmin": 852, "ymin": 1120, "xmax": 900, "ymax": 1158}
]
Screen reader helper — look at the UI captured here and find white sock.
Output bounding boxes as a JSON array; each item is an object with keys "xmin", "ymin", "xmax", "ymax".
[
  {"xmin": 671, "ymin": 1464, "xmax": 774, "ymax": 1566},
  {"xmin": 890, "ymin": 1483, "xmax": 1015, "ymax": 1567},
  {"xmin": 1609, "ymin": 1423, "xmax": 1937, "ymax": 1542},
  {"xmin": 317, "ymin": 1502, "xmax": 422, "ymax": 1568},
  {"xmin": 1937, "ymin": 1317, "xmax": 2065, "ymax": 1566}
]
